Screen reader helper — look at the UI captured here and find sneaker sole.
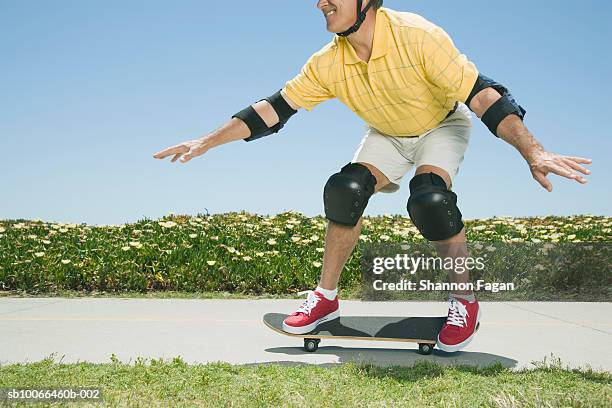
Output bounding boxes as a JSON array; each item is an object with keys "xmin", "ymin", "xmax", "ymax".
[
  {"xmin": 282, "ymin": 309, "xmax": 340, "ymax": 335},
  {"xmin": 436, "ymin": 308, "xmax": 482, "ymax": 353}
]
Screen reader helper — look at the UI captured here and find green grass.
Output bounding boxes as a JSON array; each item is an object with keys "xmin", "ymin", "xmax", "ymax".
[
  {"xmin": 0, "ymin": 356, "xmax": 609, "ymax": 407},
  {"xmin": 1, "ymin": 212, "xmax": 610, "ymax": 299}
]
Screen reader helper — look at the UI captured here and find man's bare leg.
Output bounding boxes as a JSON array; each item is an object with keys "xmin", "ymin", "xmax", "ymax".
[
  {"xmin": 318, "ymin": 162, "xmax": 390, "ymax": 291},
  {"xmin": 433, "ymin": 228, "xmax": 471, "ymax": 295},
  {"xmin": 415, "ymin": 165, "xmax": 472, "ymax": 296},
  {"xmin": 413, "ymin": 165, "xmax": 479, "ymax": 352}
]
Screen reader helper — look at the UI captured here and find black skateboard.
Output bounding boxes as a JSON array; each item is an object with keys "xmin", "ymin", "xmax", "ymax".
[{"xmin": 263, "ymin": 313, "xmax": 449, "ymax": 355}]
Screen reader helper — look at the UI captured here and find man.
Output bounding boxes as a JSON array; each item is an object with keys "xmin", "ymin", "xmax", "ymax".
[{"xmin": 154, "ymin": 0, "xmax": 591, "ymax": 352}]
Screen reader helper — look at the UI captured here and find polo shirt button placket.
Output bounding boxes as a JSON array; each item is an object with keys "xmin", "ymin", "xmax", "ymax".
[{"xmin": 367, "ymin": 63, "xmax": 377, "ymax": 93}]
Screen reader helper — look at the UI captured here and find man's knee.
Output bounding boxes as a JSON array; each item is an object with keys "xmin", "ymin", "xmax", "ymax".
[
  {"xmin": 358, "ymin": 162, "xmax": 391, "ymax": 193},
  {"xmin": 324, "ymin": 163, "xmax": 377, "ymax": 226},
  {"xmin": 415, "ymin": 165, "xmax": 452, "ymax": 189},
  {"xmin": 406, "ymin": 172, "xmax": 464, "ymax": 241}
]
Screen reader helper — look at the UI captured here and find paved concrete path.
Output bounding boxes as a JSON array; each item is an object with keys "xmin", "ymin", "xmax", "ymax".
[{"xmin": 0, "ymin": 298, "xmax": 610, "ymax": 371}]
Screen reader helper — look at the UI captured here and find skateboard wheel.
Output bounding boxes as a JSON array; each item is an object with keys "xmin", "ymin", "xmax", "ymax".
[
  {"xmin": 304, "ymin": 338, "xmax": 320, "ymax": 352},
  {"xmin": 418, "ymin": 343, "xmax": 433, "ymax": 355}
]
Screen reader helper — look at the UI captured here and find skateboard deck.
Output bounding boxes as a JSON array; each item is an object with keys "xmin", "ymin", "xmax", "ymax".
[{"xmin": 263, "ymin": 313, "xmax": 448, "ymax": 355}]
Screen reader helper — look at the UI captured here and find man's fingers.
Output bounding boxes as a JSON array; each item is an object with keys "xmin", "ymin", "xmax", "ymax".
[
  {"xmin": 153, "ymin": 147, "xmax": 177, "ymax": 159},
  {"xmin": 533, "ymin": 171, "xmax": 553, "ymax": 192},
  {"xmin": 154, "ymin": 141, "xmax": 205, "ymax": 164},
  {"xmin": 555, "ymin": 161, "xmax": 588, "ymax": 183},
  {"xmin": 530, "ymin": 152, "xmax": 591, "ymax": 192},
  {"xmin": 562, "ymin": 157, "xmax": 591, "ymax": 176},
  {"xmin": 180, "ymin": 151, "xmax": 192, "ymax": 163},
  {"xmin": 545, "ymin": 162, "xmax": 577, "ymax": 180},
  {"xmin": 547, "ymin": 162, "xmax": 587, "ymax": 184},
  {"xmin": 180, "ymin": 145, "xmax": 207, "ymax": 163},
  {"xmin": 153, "ymin": 145, "xmax": 188, "ymax": 159},
  {"xmin": 563, "ymin": 156, "xmax": 592, "ymax": 164}
]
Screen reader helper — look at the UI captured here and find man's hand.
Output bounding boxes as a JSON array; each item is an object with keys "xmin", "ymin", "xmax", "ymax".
[
  {"xmin": 487, "ymin": 112, "xmax": 593, "ymax": 193},
  {"xmin": 526, "ymin": 149, "xmax": 592, "ymax": 192},
  {"xmin": 153, "ymin": 115, "xmax": 255, "ymax": 164},
  {"xmin": 153, "ymin": 139, "xmax": 210, "ymax": 164}
]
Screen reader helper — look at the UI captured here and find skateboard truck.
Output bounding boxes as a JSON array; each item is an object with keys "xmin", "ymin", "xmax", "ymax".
[{"xmin": 304, "ymin": 338, "xmax": 434, "ymax": 354}]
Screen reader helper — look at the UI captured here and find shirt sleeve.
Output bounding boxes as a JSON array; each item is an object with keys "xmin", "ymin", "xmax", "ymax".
[
  {"xmin": 282, "ymin": 54, "xmax": 334, "ymax": 111},
  {"xmin": 420, "ymin": 27, "xmax": 479, "ymax": 104}
]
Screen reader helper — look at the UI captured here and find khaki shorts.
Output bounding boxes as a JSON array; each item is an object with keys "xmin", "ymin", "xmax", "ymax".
[{"xmin": 352, "ymin": 103, "xmax": 472, "ymax": 193}]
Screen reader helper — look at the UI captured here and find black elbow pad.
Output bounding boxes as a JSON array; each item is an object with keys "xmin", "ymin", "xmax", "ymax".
[
  {"xmin": 233, "ymin": 90, "xmax": 298, "ymax": 142},
  {"xmin": 466, "ymin": 74, "xmax": 526, "ymax": 137}
]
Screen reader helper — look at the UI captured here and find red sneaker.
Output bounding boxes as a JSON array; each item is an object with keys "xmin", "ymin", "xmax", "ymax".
[
  {"xmin": 282, "ymin": 290, "xmax": 339, "ymax": 334},
  {"xmin": 437, "ymin": 297, "xmax": 481, "ymax": 352}
]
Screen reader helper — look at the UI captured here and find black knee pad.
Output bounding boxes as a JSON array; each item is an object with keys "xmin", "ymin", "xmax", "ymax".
[
  {"xmin": 406, "ymin": 172, "xmax": 464, "ymax": 241},
  {"xmin": 324, "ymin": 163, "xmax": 376, "ymax": 226}
]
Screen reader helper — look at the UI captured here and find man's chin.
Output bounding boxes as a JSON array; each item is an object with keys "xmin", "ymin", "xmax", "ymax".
[{"xmin": 326, "ymin": 23, "xmax": 345, "ymax": 34}]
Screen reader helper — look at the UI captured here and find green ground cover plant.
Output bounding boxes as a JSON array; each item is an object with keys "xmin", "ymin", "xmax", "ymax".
[{"xmin": 1, "ymin": 213, "xmax": 609, "ymax": 299}]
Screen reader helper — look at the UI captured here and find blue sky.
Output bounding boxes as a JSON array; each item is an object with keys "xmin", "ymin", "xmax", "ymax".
[{"xmin": 1, "ymin": 0, "xmax": 610, "ymax": 225}]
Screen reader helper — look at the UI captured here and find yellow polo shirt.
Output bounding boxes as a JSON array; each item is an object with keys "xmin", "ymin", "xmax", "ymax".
[{"xmin": 283, "ymin": 7, "xmax": 479, "ymax": 137}]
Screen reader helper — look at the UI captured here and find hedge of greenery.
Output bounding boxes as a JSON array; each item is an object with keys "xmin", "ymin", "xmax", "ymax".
[{"xmin": 0, "ymin": 212, "xmax": 609, "ymax": 298}]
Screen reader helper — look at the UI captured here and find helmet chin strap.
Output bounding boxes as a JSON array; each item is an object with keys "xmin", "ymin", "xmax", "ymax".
[{"xmin": 336, "ymin": 0, "xmax": 374, "ymax": 37}]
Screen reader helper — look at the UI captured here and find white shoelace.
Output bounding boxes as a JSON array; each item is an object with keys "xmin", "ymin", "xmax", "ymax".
[
  {"xmin": 296, "ymin": 290, "xmax": 322, "ymax": 316},
  {"xmin": 446, "ymin": 298, "xmax": 469, "ymax": 327}
]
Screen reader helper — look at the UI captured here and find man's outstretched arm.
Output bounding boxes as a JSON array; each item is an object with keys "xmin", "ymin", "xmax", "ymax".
[
  {"xmin": 466, "ymin": 83, "xmax": 592, "ymax": 192},
  {"xmin": 153, "ymin": 91, "xmax": 300, "ymax": 163}
]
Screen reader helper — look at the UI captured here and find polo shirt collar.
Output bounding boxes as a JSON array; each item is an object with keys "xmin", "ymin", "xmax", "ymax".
[{"xmin": 340, "ymin": 8, "xmax": 390, "ymax": 65}]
